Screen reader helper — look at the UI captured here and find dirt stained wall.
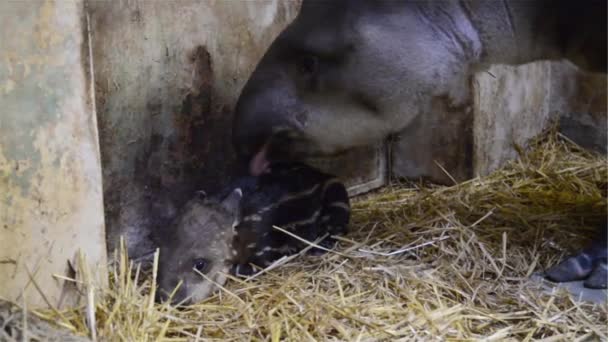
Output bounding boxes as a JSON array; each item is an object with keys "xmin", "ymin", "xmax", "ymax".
[
  {"xmin": 88, "ymin": 0, "xmax": 302, "ymax": 258},
  {"xmin": 0, "ymin": 1, "xmax": 107, "ymax": 308}
]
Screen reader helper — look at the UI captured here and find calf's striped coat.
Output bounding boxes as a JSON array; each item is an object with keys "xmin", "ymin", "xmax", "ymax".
[{"xmin": 229, "ymin": 162, "xmax": 350, "ymax": 275}]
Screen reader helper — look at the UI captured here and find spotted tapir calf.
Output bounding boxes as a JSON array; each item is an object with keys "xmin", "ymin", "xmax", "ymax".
[
  {"xmin": 156, "ymin": 163, "xmax": 349, "ymax": 304},
  {"xmin": 232, "ymin": 0, "xmax": 607, "ymax": 288},
  {"xmin": 230, "ymin": 162, "xmax": 350, "ymax": 276},
  {"xmin": 156, "ymin": 189, "xmax": 242, "ymax": 304}
]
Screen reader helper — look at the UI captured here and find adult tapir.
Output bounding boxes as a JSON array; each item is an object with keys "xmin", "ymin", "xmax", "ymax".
[{"xmin": 232, "ymin": 0, "xmax": 607, "ymax": 288}]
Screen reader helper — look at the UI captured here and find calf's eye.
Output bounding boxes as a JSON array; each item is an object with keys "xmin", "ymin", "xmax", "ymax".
[
  {"xmin": 192, "ymin": 258, "xmax": 209, "ymax": 273},
  {"xmin": 297, "ymin": 55, "xmax": 319, "ymax": 75}
]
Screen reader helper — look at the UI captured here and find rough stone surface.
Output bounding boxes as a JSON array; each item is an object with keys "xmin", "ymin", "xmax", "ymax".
[
  {"xmin": 474, "ymin": 61, "xmax": 607, "ymax": 176},
  {"xmin": 0, "ymin": 1, "xmax": 106, "ymax": 308},
  {"xmin": 473, "ymin": 62, "xmax": 553, "ymax": 176}
]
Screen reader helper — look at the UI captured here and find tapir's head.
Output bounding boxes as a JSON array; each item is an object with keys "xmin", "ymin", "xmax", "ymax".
[
  {"xmin": 156, "ymin": 189, "xmax": 242, "ymax": 305},
  {"xmin": 233, "ymin": 0, "xmax": 479, "ymax": 175}
]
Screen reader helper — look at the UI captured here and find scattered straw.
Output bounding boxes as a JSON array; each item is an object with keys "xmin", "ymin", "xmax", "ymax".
[{"xmin": 20, "ymin": 130, "xmax": 607, "ymax": 340}]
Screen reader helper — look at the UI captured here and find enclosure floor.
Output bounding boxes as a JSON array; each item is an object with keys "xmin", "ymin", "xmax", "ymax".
[
  {"xmin": 23, "ymin": 131, "xmax": 608, "ymax": 341},
  {"xmin": 532, "ymin": 274, "xmax": 608, "ymax": 305}
]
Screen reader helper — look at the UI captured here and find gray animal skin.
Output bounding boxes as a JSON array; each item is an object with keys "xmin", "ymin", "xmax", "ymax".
[
  {"xmin": 232, "ymin": 0, "xmax": 607, "ymax": 288},
  {"xmin": 156, "ymin": 189, "xmax": 241, "ymax": 305}
]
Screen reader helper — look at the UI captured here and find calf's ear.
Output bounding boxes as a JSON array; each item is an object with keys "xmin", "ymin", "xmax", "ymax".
[{"xmin": 221, "ymin": 188, "xmax": 243, "ymax": 215}]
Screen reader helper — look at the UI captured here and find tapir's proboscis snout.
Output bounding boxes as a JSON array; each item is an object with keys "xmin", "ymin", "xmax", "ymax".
[{"xmin": 234, "ymin": 0, "xmax": 413, "ymax": 174}]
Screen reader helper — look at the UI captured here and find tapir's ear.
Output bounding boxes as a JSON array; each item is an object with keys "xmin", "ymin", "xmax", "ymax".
[{"xmin": 221, "ymin": 188, "xmax": 242, "ymax": 214}]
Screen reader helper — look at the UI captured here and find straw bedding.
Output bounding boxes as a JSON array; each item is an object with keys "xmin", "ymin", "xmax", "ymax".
[{"xmin": 12, "ymin": 130, "xmax": 608, "ymax": 341}]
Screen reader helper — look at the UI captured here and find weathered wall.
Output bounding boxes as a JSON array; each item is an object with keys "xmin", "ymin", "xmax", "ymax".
[
  {"xmin": 0, "ymin": 1, "xmax": 107, "ymax": 308},
  {"xmin": 474, "ymin": 62, "xmax": 553, "ymax": 175},
  {"xmin": 391, "ymin": 98, "xmax": 472, "ymax": 185},
  {"xmin": 88, "ymin": 0, "xmax": 303, "ymax": 258},
  {"xmin": 474, "ymin": 61, "xmax": 607, "ymax": 176}
]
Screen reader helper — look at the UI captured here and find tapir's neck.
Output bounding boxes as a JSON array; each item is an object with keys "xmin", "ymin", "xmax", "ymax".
[{"xmin": 462, "ymin": 0, "xmax": 606, "ymax": 73}]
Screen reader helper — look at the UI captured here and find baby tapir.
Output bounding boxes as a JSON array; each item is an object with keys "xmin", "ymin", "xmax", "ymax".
[
  {"xmin": 156, "ymin": 162, "xmax": 349, "ymax": 304},
  {"xmin": 156, "ymin": 189, "xmax": 242, "ymax": 305},
  {"xmin": 231, "ymin": 162, "xmax": 350, "ymax": 276}
]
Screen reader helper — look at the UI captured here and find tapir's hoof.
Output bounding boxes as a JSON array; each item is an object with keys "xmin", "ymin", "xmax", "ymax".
[
  {"xmin": 544, "ymin": 254, "xmax": 593, "ymax": 283},
  {"xmin": 583, "ymin": 260, "xmax": 608, "ymax": 289}
]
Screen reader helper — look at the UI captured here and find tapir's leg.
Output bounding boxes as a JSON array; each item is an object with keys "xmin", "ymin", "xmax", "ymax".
[
  {"xmin": 309, "ymin": 179, "xmax": 350, "ymax": 256},
  {"xmin": 545, "ymin": 224, "xmax": 607, "ymax": 288},
  {"xmin": 584, "ymin": 258, "xmax": 607, "ymax": 289}
]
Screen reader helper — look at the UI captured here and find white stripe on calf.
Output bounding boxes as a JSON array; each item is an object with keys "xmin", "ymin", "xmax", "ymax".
[
  {"xmin": 255, "ymin": 246, "xmax": 273, "ymax": 256},
  {"xmin": 244, "ymin": 214, "xmax": 263, "ymax": 222},
  {"xmin": 258, "ymin": 184, "xmax": 321, "ymax": 213},
  {"xmin": 254, "ymin": 245, "xmax": 295, "ymax": 256},
  {"xmin": 283, "ymin": 210, "xmax": 321, "ymax": 230},
  {"xmin": 322, "ymin": 178, "xmax": 342, "ymax": 195},
  {"xmin": 328, "ymin": 201, "xmax": 350, "ymax": 211}
]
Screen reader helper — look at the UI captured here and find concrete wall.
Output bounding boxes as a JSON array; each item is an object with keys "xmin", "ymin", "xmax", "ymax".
[
  {"xmin": 0, "ymin": 1, "xmax": 106, "ymax": 308},
  {"xmin": 474, "ymin": 61, "xmax": 607, "ymax": 176}
]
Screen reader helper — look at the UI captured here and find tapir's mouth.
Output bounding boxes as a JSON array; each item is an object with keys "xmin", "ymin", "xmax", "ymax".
[
  {"xmin": 248, "ymin": 130, "xmax": 321, "ymax": 176},
  {"xmin": 249, "ymin": 142, "xmax": 271, "ymax": 176}
]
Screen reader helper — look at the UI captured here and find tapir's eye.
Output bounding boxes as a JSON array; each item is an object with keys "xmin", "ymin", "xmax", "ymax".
[
  {"xmin": 297, "ymin": 55, "xmax": 319, "ymax": 75},
  {"xmin": 192, "ymin": 258, "xmax": 209, "ymax": 274}
]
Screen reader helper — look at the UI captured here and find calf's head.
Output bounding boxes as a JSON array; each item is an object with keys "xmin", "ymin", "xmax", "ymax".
[{"xmin": 157, "ymin": 189, "xmax": 241, "ymax": 305}]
